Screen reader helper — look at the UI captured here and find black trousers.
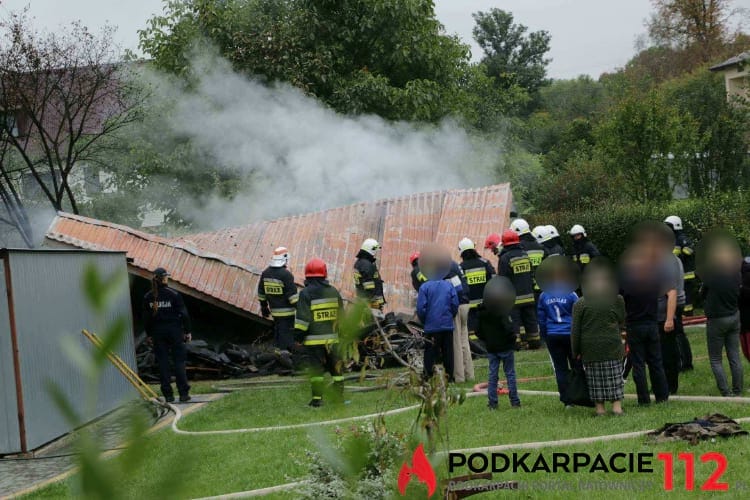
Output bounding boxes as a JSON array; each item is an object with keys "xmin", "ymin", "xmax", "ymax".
[
  {"xmin": 675, "ymin": 305, "xmax": 693, "ymax": 370},
  {"xmin": 627, "ymin": 322, "xmax": 669, "ymax": 404},
  {"xmin": 153, "ymin": 333, "xmax": 190, "ymax": 399},
  {"xmin": 546, "ymin": 335, "xmax": 576, "ymax": 404},
  {"xmin": 512, "ymin": 303, "xmax": 540, "ymax": 348},
  {"xmin": 424, "ymin": 331, "xmax": 454, "ymax": 381},
  {"xmin": 659, "ymin": 321, "xmax": 681, "ymax": 394},
  {"xmin": 273, "ymin": 316, "xmax": 295, "ymax": 350}
]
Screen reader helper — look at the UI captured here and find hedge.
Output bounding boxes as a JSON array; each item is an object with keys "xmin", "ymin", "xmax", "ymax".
[{"xmin": 528, "ymin": 190, "xmax": 750, "ymax": 261}]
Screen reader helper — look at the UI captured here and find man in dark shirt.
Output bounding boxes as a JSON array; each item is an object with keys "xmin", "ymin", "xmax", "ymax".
[{"xmin": 620, "ymin": 228, "xmax": 670, "ymax": 406}]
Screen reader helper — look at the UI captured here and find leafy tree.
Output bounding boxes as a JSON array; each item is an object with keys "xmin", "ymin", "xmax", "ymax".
[
  {"xmin": 472, "ymin": 9, "xmax": 551, "ymax": 95},
  {"xmin": 595, "ymin": 90, "xmax": 701, "ymax": 203},
  {"xmin": 139, "ymin": 0, "xmax": 507, "ymax": 124},
  {"xmin": 662, "ymin": 68, "xmax": 749, "ymax": 195}
]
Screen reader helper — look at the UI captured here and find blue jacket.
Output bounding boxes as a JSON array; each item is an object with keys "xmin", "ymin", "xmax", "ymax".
[
  {"xmin": 537, "ymin": 288, "xmax": 578, "ymax": 336},
  {"xmin": 417, "ymin": 279, "xmax": 459, "ymax": 333}
]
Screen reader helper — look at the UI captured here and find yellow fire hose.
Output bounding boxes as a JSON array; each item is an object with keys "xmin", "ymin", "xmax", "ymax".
[{"xmin": 81, "ymin": 329, "xmax": 159, "ymax": 401}]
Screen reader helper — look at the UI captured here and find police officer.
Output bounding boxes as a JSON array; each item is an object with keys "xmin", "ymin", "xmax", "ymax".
[
  {"xmin": 664, "ymin": 215, "xmax": 695, "ymax": 370},
  {"xmin": 142, "ymin": 268, "xmax": 192, "ymax": 403},
  {"xmin": 569, "ymin": 224, "xmax": 601, "ymax": 271},
  {"xmin": 458, "ymin": 237, "xmax": 495, "ymax": 340},
  {"xmin": 294, "ymin": 258, "xmax": 345, "ymax": 407},
  {"xmin": 498, "ymin": 230, "xmax": 540, "ymax": 350},
  {"xmin": 258, "ymin": 246, "xmax": 299, "ymax": 351},
  {"xmin": 354, "ymin": 238, "xmax": 385, "ymax": 309},
  {"xmin": 410, "ymin": 251, "xmax": 427, "ymax": 292}
]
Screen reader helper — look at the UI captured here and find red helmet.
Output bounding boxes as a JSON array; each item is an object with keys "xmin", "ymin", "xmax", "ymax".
[
  {"xmin": 501, "ymin": 229, "xmax": 520, "ymax": 247},
  {"xmin": 304, "ymin": 258, "xmax": 328, "ymax": 278},
  {"xmin": 409, "ymin": 251, "xmax": 420, "ymax": 265},
  {"xmin": 484, "ymin": 233, "xmax": 501, "ymax": 250}
]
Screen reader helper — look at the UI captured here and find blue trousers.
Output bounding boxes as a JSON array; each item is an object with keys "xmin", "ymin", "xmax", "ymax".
[
  {"xmin": 487, "ymin": 351, "xmax": 520, "ymax": 407},
  {"xmin": 153, "ymin": 334, "xmax": 190, "ymax": 399}
]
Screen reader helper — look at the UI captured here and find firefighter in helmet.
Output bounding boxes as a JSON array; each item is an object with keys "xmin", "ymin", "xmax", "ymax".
[
  {"xmin": 354, "ymin": 238, "xmax": 385, "ymax": 309},
  {"xmin": 664, "ymin": 215, "xmax": 695, "ymax": 370},
  {"xmin": 497, "ymin": 230, "xmax": 540, "ymax": 350},
  {"xmin": 458, "ymin": 237, "xmax": 495, "ymax": 340},
  {"xmin": 258, "ymin": 246, "xmax": 299, "ymax": 351},
  {"xmin": 410, "ymin": 251, "xmax": 427, "ymax": 292},
  {"xmin": 544, "ymin": 225, "xmax": 566, "ymax": 257},
  {"xmin": 569, "ymin": 224, "xmax": 601, "ymax": 271},
  {"xmin": 294, "ymin": 258, "xmax": 345, "ymax": 407},
  {"xmin": 142, "ymin": 267, "xmax": 192, "ymax": 403}
]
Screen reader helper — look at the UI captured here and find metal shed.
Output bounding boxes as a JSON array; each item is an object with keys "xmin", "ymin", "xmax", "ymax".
[{"xmin": 0, "ymin": 249, "xmax": 136, "ymax": 455}]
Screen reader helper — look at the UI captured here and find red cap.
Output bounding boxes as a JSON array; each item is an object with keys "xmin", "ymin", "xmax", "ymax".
[
  {"xmin": 501, "ymin": 229, "xmax": 520, "ymax": 247},
  {"xmin": 409, "ymin": 251, "xmax": 420, "ymax": 265},
  {"xmin": 484, "ymin": 233, "xmax": 501, "ymax": 250},
  {"xmin": 304, "ymin": 258, "xmax": 328, "ymax": 278}
]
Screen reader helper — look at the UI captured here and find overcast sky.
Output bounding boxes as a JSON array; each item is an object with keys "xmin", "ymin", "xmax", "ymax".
[{"xmin": 2, "ymin": 0, "xmax": 749, "ymax": 79}]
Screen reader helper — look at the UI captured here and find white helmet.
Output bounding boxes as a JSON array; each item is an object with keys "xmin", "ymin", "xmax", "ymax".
[
  {"xmin": 361, "ymin": 238, "xmax": 380, "ymax": 256},
  {"xmin": 664, "ymin": 215, "xmax": 683, "ymax": 231},
  {"xmin": 510, "ymin": 218, "xmax": 531, "ymax": 235},
  {"xmin": 270, "ymin": 246, "xmax": 289, "ymax": 267},
  {"xmin": 531, "ymin": 226, "xmax": 548, "ymax": 243},
  {"xmin": 547, "ymin": 225, "xmax": 560, "ymax": 239},
  {"xmin": 458, "ymin": 237, "xmax": 476, "ymax": 253},
  {"xmin": 569, "ymin": 224, "xmax": 586, "ymax": 237}
]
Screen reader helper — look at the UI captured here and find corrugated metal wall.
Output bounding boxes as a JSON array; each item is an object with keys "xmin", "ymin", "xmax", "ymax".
[
  {"xmin": 0, "ymin": 250, "xmax": 136, "ymax": 454},
  {"xmin": 0, "ymin": 264, "xmax": 20, "ymax": 453}
]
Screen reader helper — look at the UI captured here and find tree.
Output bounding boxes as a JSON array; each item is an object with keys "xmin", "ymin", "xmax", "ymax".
[
  {"xmin": 647, "ymin": 0, "xmax": 736, "ymax": 64},
  {"xmin": 139, "ymin": 0, "xmax": 500, "ymax": 124},
  {"xmin": 662, "ymin": 68, "xmax": 749, "ymax": 195},
  {"xmin": 0, "ymin": 11, "xmax": 144, "ymax": 245},
  {"xmin": 472, "ymin": 9, "xmax": 551, "ymax": 95},
  {"xmin": 595, "ymin": 90, "xmax": 701, "ymax": 203}
]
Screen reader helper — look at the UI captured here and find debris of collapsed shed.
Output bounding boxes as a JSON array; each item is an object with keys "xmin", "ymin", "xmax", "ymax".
[{"xmin": 44, "ymin": 183, "xmax": 512, "ymax": 378}]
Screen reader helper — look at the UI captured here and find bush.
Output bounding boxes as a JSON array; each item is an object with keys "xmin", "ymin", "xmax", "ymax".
[{"xmin": 529, "ymin": 190, "xmax": 750, "ymax": 260}]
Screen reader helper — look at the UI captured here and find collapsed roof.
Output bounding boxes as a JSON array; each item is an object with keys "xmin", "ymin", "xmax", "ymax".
[{"xmin": 46, "ymin": 183, "xmax": 512, "ymax": 320}]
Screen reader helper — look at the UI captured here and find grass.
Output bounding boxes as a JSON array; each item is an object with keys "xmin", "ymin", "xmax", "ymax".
[{"xmin": 22, "ymin": 326, "xmax": 750, "ymax": 499}]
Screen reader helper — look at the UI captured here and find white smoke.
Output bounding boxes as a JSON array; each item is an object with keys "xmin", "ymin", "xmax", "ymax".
[{"xmin": 147, "ymin": 55, "xmax": 499, "ymax": 229}]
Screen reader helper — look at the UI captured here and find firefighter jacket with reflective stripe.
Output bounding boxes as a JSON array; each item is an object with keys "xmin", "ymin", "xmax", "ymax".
[
  {"xmin": 444, "ymin": 261, "xmax": 470, "ymax": 305},
  {"xmin": 142, "ymin": 285, "xmax": 191, "ymax": 338},
  {"xmin": 294, "ymin": 279, "xmax": 343, "ymax": 345},
  {"xmin": 258, "ymin": 266, "xmax": 299, "ymax": 317},
  {"xmin": 543, "ymin": 239, "xmax": 566, "ymax": 257},
  {"xmin": 673, "ymin": 231, "xmax": 696, "ymax": 280},
  {"xmin": 498, "ymin": 245, "xmax": 535, "ymax": 305},
  {"xmin": 460, "ymin": 256, "xmax": 495, "ymax": 307},
  {"xmin": 411, "ymin": 264, "xmax": 427, "ymax": 292},
  {"xmin": 572, "ymin": 239, "xmax": 601, "ymax": 268},
  {"xmin": 520, "ymin": 234, "xmax": 547, "ymax": 291},
  {"xmin": 353, "ymin": 253, "xmax": 385, "ymax": 307}
]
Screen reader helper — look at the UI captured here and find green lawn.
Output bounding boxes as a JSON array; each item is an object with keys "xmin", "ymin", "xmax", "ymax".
[{"xmin": 24, "ymin": 327, "xmax": 750, "ymax": 499}]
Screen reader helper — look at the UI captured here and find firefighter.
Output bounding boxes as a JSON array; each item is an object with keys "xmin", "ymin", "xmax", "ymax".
[
  {"xmin": 665, "ymin": 215, "xmax": 696, "ymax": 370},
  {"xmin": 484, "ymin": 233, "xmax": 502, "ymax": 256},
  {"xmin": 142, "ymin": 268, "xmax": 192, "ymax": 403},
  {"xmin": 511, "ymin": 219, "xmax": 547, "ymax": 270},
  {"xmin": 294, "ymin": 258, "xmax": 345, "ymax": 407},
  {"xmin": 354, "ymin": 238, "xmax": 385, "ymax": 309},
  {"xmin": 458, "ymin": 238, "xmax": 495, "ymax": 342},
  {"xmin": 532, "ymin": 225, "xmax": 549, "ymax": 246},
  {"xmin": 410, "ymin": 251, "xmax": 427, "ymax": 292},
  {"xmin": 569, "ymin": 224, "xmax": 601, "ymax": 271},
  {"xmin": 544, "ymin": 225, "xmax": 566, "ymax": 257},
  {"xmin": 258, "ymin": 246, "xmax": 299, "ymax": 351},
  {"xmin": 498, "ymin": 230, "xmax": 540, "ymax": 350}
]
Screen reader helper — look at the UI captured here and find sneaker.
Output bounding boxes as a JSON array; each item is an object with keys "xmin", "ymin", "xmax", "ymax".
[
  {"xmin": 309, "ymin": 399, "xmax": 323, "ymax": 408},
  {"xmin": 165, "ymin": 396, "xmax": 175, "ymax": 403},
  {"xmin": 179, "ymin": 395, "xmax": 192, "ymax": 403},
  {"xmin": 488, "ymin": 403, "xmax": 498, "ymax": 411}
]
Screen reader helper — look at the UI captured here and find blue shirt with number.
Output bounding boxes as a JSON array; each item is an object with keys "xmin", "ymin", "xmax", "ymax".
[{"xmin": 537, "ymin": 288, "xmax": 579, "ymax": 336}]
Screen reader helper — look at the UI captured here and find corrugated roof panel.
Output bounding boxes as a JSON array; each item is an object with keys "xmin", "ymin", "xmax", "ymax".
[{"xmin": 46, "ymin": 183, "xmax": 512, "ymax": 318}]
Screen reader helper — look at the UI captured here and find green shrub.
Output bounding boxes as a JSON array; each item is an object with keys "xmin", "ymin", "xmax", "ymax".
[{"xmin": 529, "ymin": 190, "xmax": 750, "ymax": 260}]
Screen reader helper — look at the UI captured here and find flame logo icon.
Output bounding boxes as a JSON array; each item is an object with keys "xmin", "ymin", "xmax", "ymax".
[{"xmin": 398, "ymin": 443, "xmax": 437, "ymax": 497}]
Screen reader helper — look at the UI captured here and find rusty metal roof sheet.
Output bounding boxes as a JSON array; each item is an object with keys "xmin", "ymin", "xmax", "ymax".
[
  {"xmin": 45, "ymin": 213, "xmax": 264, "ymax": 318},
  {"xmin": 46, "ymin": 183, "xmax": 511, "ymax": 317},
  {"xmin": 177, "ymin": 183, "xmax": 512, "ymax": 315}
]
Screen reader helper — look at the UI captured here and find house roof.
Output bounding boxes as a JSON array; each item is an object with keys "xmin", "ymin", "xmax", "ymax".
[
  {"xmin": 710, "ymin": 52, "xmax": 750, "ymax": 72},
  {"xmin": 46, "ymin": 183, "xmax": 512, "ymax": 318}
]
